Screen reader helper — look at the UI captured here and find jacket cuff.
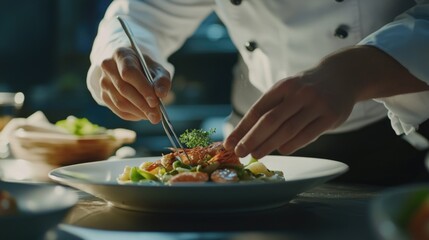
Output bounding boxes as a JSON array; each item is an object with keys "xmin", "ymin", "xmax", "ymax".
[{"xmin": 358, "ymin": 7, "xmax": 429, "ymax": 134}]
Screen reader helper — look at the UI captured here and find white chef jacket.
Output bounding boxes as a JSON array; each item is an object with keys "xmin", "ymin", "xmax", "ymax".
[{"xmin": 87, "ymin": 0, "xmax": 429, "ymax": 135}]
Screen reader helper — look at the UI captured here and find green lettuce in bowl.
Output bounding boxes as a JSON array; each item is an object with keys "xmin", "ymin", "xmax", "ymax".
[{"xmin": 55, "ymin": 116, "xmax": 106, "ymax": 136}]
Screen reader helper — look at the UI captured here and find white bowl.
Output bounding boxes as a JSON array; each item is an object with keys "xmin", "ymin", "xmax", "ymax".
[{"xmin": 0, "ymin": 181, "xmax": 78, "ymax": 240}]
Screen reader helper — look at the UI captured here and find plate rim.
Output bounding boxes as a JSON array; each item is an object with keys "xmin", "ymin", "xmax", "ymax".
[{"xmin": 48, "ymin": 155, "xmax": 349, "ymax": 188}]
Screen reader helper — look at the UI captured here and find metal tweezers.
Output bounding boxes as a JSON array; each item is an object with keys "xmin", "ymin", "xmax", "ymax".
[{"xmin": 117, "ymin": 16, "xmax": 189, "ymax": 161}]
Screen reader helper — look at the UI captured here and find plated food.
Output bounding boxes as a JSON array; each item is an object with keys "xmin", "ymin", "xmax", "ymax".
[
  {"xmin": 118, "ymin": 128, "xmax": 284, "ymax": 185},
  {"xmin": 49, "ymin": 128, "xmax": 348, "ymax": 212},
  {"xmin": 118, "ymin": 141, "xmax": 285, "ymax": 185}
]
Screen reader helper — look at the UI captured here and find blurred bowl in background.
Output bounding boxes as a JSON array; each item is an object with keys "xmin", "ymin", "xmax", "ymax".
[
  {"xmin": 0, "ymin": 181, "xmax": 78, "ymax": 240},
  {"xmin": 0, "ymin": 92, "xmax": 24, "ymax": 131},
  {"xmin": 370, "ymin": 184, "xmax": 429, "ymax": 240},
  {"xmin": 9, "ymin": 128, "xmax": 136, "ymax": 166}
]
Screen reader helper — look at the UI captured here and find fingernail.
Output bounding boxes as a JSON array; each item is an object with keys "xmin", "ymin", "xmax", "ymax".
[
  {"xmin": 224, "ymin": 137, "xmax": 237, "ymax": 150},
  {"xmin": 148, "ymin": 113, "xmax": 157, "ymax": 123},
  {"xmin": 251, "ymin": 152, "xmax": 262, "ymax": 160},
  {"xmin": 156, "ymin": 86, "xmax": 166, "ymax": 96},
  {"xmin": 235, "ymin": 142, "xmax": 248, "ymax": 157},
  {"xmin": 147, "ymin": 97, "xmax": 158, "ymax": 108}
]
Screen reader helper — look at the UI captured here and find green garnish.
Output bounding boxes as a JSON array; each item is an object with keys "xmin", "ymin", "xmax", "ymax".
[
  {"xmin": 179, "ymin": 128, "xmax": 216, "ymax": 148},
  {"xmin": 173, "ymin": 160, "xmax": 191, "ymax": 170},
  {"xmin": 55, "ymin": 116, "xmax": 106, "ymax": 136}
]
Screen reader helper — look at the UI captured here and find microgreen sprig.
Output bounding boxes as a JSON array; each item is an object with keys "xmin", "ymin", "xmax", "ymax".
[{"xmin": 179, "ymin": 128, "xmax": 216, "ymax": 148}]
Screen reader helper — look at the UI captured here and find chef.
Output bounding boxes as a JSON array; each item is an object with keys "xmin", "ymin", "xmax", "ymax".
[{"xmin": 87, "ymin": 0, "xmax": 429, "ymax": 184}]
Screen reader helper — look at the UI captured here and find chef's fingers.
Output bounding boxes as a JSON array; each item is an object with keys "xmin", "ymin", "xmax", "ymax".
[
  {"xmin": 101, "ymin": 59, "xmax": 161, "ymax": 124},
  {"xmin": 224, "ymin": 78, "xmax": 300, "ymax": 150},
  {"xmin": 233, "ymin": 96, "xmax": 304, "ymax": 158},
  {"xmin": 101, "ymin": 58, "xmax": 150, "ymax": 113},
  {"xmin": 276, "ymin": 116, "xmax": 333, "ymax": 155},
  {"xmin": 145, "ymin": 57, "xmax": 172, "ymax": 99},
  {"xmin": 100, "ymin": 57, "xmax": 161, "ymax": 124},
  {"xmin": 103, "ymin": 78, "xmax": 161, "ymax": 123},
  {"xmin": 266, "ymin": 80, "xmax": 351, "ymax": 156},
  {"xmin": 102, "ymin": 92, "xmax": 141, "ymax": 121},
  {"xmin": 248, "ymin": 107, "xmax": 320, "ymax": 159},
  {"xmin": 99, "ymin": 73, "xmax": 144, "ymax": 121},
  {"xmin": 113, "ymin": 47, "xmax": 160, "ymax": 109},
  {"xmin": 273, "ymin": 86, "xmax": 354, "ymax": 155}
]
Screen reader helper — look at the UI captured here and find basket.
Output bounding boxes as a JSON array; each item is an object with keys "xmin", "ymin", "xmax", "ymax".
[{"xmin": 9, "ymin": 128, "xmax": 136, "ymax": 166}]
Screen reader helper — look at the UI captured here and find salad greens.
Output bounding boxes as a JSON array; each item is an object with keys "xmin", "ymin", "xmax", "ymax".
[
  {"xmin": 118, "ymin": 154, "xmax": 284, "ymax": 185},
  {"xmin": 117, "ymin": 128, "xmax": 285, "ymax": 185},
  {"xmin": 55, "ymin": 116, "xmax": 106, "ymax": 136}
]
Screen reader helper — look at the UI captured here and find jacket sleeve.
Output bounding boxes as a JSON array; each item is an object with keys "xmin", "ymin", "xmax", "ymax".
[
  {"xmin": 87, "ymin": 0, "xmax": 215, "ymax": 105},
  {"xmin": 359, "ymin": 0, "xmax": 429, "ymax": 135}
]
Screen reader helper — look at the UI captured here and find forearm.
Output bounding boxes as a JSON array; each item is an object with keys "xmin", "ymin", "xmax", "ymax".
[
  {"xmin": 348, "ymin": 1, "xmax": 429, "ymax": 134},
  {"xmin": 88, "ymin": 0, "xmax": 214, "ymax": 105},
  {"xmin": 319, "ymin": 46, "xmax": 429, "ymax": 103},
  {"xmin": 91, "ymin": 0, "xmax": 214, "ymax": 74}
]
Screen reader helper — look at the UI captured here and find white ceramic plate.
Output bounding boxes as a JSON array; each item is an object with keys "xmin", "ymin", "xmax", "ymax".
[
  {"xmin": 49, "ymin": 155, "xmax": 348, "ymax": 213},
  {"xmin": 0, "ymin": 181, "xmax": 78, "ymax": 240}
]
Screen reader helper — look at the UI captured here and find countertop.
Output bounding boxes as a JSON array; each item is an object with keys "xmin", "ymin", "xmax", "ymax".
[{"xmin": 54, "ymin": 183, "xmax": 385, "ymax": 240}]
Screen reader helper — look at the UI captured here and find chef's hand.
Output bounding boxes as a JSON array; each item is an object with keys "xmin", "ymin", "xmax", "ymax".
[
  {"xmin": 224, "ymin": 46, "xmax": 429, "ymax": 158},
  {"xmin": 99, "ymin": 47, "xmax": 171, "ymax": 124},
  {"xmin": 224, "ymin": 63, "xmax": 356, "ymax": 159}
]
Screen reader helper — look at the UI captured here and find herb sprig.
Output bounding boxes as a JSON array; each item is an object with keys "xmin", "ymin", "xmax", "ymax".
[{"xmin": 179, "ymin": 128, "xmax": 216, "ymax": 148}]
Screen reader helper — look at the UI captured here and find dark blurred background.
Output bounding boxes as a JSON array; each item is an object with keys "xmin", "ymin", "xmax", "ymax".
[{"xmin": 0, "ymin": 0, "xmax": 238, "ymax": 156}]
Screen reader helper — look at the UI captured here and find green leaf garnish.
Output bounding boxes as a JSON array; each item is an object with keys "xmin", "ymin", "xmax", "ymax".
[{"xmin": 179, "ymin": 128, "xmax": 216, "ymax": 148}]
